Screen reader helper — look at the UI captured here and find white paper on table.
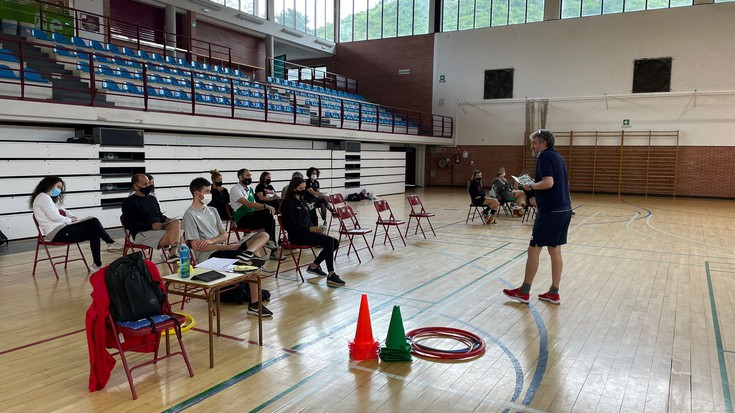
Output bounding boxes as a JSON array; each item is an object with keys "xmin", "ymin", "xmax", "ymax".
[{"xmin": 195, "ymin": 257, "xmax": 238, "ymax": 272}]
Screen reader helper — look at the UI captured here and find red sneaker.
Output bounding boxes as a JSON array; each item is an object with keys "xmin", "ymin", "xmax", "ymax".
[
  {"xmin": 538, "ymin": 291, "xmax": 560, "ymax": 304},
  {"xmin": 503, "ymin": 288, "xmax": 530, "ymax": 304}
]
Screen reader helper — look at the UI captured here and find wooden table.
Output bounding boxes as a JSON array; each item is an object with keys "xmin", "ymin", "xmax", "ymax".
[{"xmin": 163, "ymin": 270, "xmax": 265, "ymax": 368}]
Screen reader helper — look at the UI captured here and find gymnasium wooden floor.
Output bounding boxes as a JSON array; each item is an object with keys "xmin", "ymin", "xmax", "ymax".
[{"xmin": 2, "ymin": 187, "xmax": 735, "ymax": 413}]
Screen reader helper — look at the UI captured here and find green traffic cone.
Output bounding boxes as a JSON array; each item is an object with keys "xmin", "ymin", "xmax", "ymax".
[{"xmin": 380, "ymin": 305, "xmax": 412, "ymax": 361}]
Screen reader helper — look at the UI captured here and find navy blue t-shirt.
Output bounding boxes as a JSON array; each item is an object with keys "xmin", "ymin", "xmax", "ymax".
[
  {"xmin": 535, "ymin": 147, "xmax": 572, "ymax": 213},
  {"xmin": 305, "ymin": 179, "xmax": 320, "ymax": 201}
]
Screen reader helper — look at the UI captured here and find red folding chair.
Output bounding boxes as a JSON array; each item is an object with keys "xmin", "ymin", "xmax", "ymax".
[
  {"xmin": 32, "ymin": 215, "xmax": 90, "ymax": 278},
  {"xmin": 120, "ymin": 217, "xmax": 174, "ymax": 273},
  {"xmin": 405, "ymin": 195, "xmax": 437, "ymax": 239},
  {"xmin": 326, "ymin": 193, "xmax": 348, "ymax": 234},
  {"xmin": 226, "ymin": 204, "xmax": 264, "ymax": 244},
  {"xmin": 275, "ymin": 215, "xmax": 316, "ymax": 282},
  {"xmin": 88, "ymin": 262, "xmax": 194, "ymax": 400},
  {"xmin": 334, "ymin": 205, "xmax": 374, "ymax": 263},
  {"xmin": 371, "ymin": 199, "xmax": 406, "ymax": 250}
]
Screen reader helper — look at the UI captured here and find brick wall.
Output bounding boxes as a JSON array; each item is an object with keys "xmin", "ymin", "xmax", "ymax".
[
  {"xmin": 294, "ymin": 34, "xmax": 434, "ymax": 114},
  {"xmin": 426, "ymin": 145, "xmax": 735, "ymax": 199},
  {"xmin": 193, "ymin": 20, "xmax": 265, "ymax": 75}
]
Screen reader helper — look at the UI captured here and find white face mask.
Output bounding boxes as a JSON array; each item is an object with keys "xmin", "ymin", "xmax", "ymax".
[
  {"xmin": 201, "ymin": 193, "xmax": 212, "ymax": 205},
  {"xmin": 311, "ymin": 174, "xmax": 317, "ymax": 180}
]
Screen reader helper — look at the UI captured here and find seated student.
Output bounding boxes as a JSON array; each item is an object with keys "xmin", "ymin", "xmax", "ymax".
[
  {"xmin": 304, "ymin": 167, "xmax": 334, "ymax": 229},
  {"xmin": 31, "ymin": 176, "xmax": 123, "ymax": 271},
  {"xmin": 254, "ymin": 171, "xmax": 280, "ymax": 210},
  {"xmin": 492, "ymin": 167, "xmax": 528, "ymax": 216},
  {"xmin": 281, "ymin": 171, "xmax": 303, "ymax": 200},
  {"xmin": 515, "ymin": 169, "xmax": 537, "ymax": 208},
  {"xmin": 208, "ymin": 169, "xmax": 230, "ymax": 221},
  {"xmin": 468, "ymin": 169, "xmax": 500, "ymax": 224},
  {"xmin": 121, "ymin": 173, "xmax": 181, "ymax": 261},
  {"xmin": 182, "ymin": 177, "xmax": 272, "ymax": 316},
  {"xmin": 128, "ymin": 173, "xmax": 157, "ymax": 197},
  {"xmin": 229, "ymin": 168, "xmax": 278, "ymax": 259},
  {"xmin": 280, "ymin": 176, "xmax": 346, "ymax": 287}
]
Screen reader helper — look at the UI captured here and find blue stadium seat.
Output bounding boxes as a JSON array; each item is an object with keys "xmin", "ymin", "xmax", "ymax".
[
  {"xmin": 138, "ymin": 50, "xmax": 152, "ymax": 60},
  {"xmin": 53, "ymin": 47, "xmax": 76, "ymax": 58},
  {"xmin": 151, "ymin": 53, "xmax": 166, "ymax": 63},
  {"xmin": 97, "ymin": 65, "xmax": 118, "ymax": 77},
  {"xmin": 0, "ymin": 48, "xmax": 19, "ymax": 63},
  {"xmin": 91, "ymin": 40, "xmax": 107, "ymax": 52},
  {"xmin": 0, "ymin": 64, "xmax": 19, "ymax": 79},
  {"xmin": 107, "ymin": 44, "xmax": 124, "ymax": 55},
  {"xmin": 71, "ymin": 37, "xmax": 90, "ymax": 49},
  {"xmin": 92, "ymin": 54, "xmax": 114, "ymax": 64},
  {"xmin": 76, "ymin": 61, "xmax": 90, "ymax": 72},
  {"xmin": 24, "ymin": 68, "xmax": 48, "ymax": 83},
  {"xmin": 124, "ymin": 82, "xmax": 143, "ymax": 94},
  {"xmin": 51, "ymin": 33, "xmax": 73, "ymax": 45},
  {"xmin": 118, "ymin": 67, "xmax": 141, "ymax": 80},
  {"xmin": 31, "ymin": 29, "xmax": 52, "ymax": 42},
  {"xmin": 101, "ymin": 79, "xmax": 122, "ymax": 92}
]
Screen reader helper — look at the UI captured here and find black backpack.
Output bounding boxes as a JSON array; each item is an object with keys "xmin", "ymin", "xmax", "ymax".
[
  {"xmin": 105, "ymin": 252, "xmax": 166, "ymax": 322},
  {"xmin": 220, "ymin": 282, "xmax": 271, "ymax": 305}
]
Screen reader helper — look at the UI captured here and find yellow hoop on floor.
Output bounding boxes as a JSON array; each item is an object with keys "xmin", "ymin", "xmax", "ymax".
[{"xmin": 161, "ymin": 312, "xmax": 195, "ymax": 336}]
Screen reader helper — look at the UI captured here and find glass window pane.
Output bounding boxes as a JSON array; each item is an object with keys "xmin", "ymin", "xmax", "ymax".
[
  {"xmin": 443, "ymin": 0, "xmax": 459, "ymax": 31},
  {"xmin": 225, "ymin": 0, "xmax": 239, "ymax": 9},
  {"xmin": 397, "ymin": 0, "xmax": 414, "ymax": 36},
  {"xmin": 296, "ymin": 0, "xmax": 307, "ymax": 31},
  {"xmin": 383, "ymin": 0, "xmax": 398, "ymax": 37},
  {"xmin": 715, "ymin": 0, "xmax": 735, "ymax": 3},
  {"xmin": 492, "ymin": 0, "xmax": 509, "ymax": 25},
  {"xmin": 475, "ymin": 0, "xmax": 491, "ymax": 28},
  {"xmin": 340, "ymin": 0, "xmax": 353, "ymax": 42},
  {"xmin": 646, "ymin": 0, "xmax": 668, "ymax": 8},
  {"xmin": 275, "ymin": 0, "xmax": 286, "ymax": 24},
  {"xmin": 581, "ymin": 0, "xmax": 602, "ymax": 15},
  {"xmin": 602, "ymin": 0, "xmax": 623, "ymax": 13},
  {"xmin": 324, "ymin": 0, "xmax": 334, "ymax": 40},
  {"xmin": 240, "ymin": 0, "xmax": 254, "ymax": 14},
  {"xmin": 414, "ymin": 0, "xmax": 430, "ymax": 34},
  {"xmin": 624, "ymin": 0, "xmax": 646, "ymax": 11},
  {"xmin": 354, "ymin": 0, "xmax": 368, "ymax": 40},
  {"xmin": 670, "ymin": 0, "xmax": 691, "ymax": 6},
  {"xmin": 306, "ymin": 0, "xmax": 316, "ymax": 34},
  {"xmin": 367, "ymin": 0, "xmax": 382, "ymax": 39},
  {"xmin": 508, "ymin": 0, "xmax": 528, "ymax": 23},
  {"xmin": 561, "ymin": 0, "xmax": 581, "ymax": 18},
  {"xmin": 526, "ymin": 0, "xmax": 544, "ymax": 21},
  {"xmin": 255, "ymin": 0, "xmax": 267, "ymax": 18},
  {"xmin": 458, "ymin": 0, "xmax": 475, "ymax": 30}
]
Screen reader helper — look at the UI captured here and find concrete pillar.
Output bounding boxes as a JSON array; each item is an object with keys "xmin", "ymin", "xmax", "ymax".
[
  {"xmin": 165, "ymin": 4, "xmax": 177, "ymax": 49},
  {"xmin": 265, "ymin": 34, "xmax": 274, "ymax": 78},
  {"xmin": 544, "ymin": 0, "xmax": 561, "ymax": 21},
  {"xmin": 267, "ymin": 0, "xmax": 275, "ymax": 21},
  {"xmin": 334, "ymin": 0, "xmax": 340, "ymax": 42}
]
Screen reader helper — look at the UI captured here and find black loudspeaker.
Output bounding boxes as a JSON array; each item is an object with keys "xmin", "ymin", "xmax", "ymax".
[
  {"xmin": 91, "ymin": 128, "xmax": 144, "ymax": 146},
  {"xmin": 633, "ymin": 58, "xmax": 672, "ymax": 93},
  {"xmin": 484, "ymin": 68, "xmax": 514, "ymax": 99}
]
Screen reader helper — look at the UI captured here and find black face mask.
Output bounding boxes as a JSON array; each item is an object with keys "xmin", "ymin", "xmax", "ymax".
[
  {"xmin": 214, "ymin": 181, "xmax": 223, "ymax": 187},
  {"xmin": 265, "ymin": 179, "xmax": 271, "ymax": 185},
  {"xmin": 296, "ymin": 189, "xmax": 306, "ymax": 197},
  {"xmin": 242, "ymin": 177, "xmax": 252, "ymax": 186},
  {"xmin": 139, "ymin": 185, "xmax": 153, "ymax": 195}
]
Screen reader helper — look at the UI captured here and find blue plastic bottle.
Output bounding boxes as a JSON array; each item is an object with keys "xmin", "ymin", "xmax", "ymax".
[{"xmin": 179, "ymin": 244, "xmax": 190, "ymax": 279}]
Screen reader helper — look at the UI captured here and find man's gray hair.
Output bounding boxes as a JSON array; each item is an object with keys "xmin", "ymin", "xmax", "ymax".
[{"xmin": 530, "ymin": 129, "xmax": 555, "ymax": 148}]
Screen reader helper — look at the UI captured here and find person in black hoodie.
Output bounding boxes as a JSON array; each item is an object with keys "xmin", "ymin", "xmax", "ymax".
[{"xmin": 280, "ymin": 176, "xmax": 345, "ymax": 287}]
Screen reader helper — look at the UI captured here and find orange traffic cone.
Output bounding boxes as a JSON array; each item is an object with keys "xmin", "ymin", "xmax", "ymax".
[{"xmin": 348, "ymin": 294, "xmax": 380, "ymax": 360}]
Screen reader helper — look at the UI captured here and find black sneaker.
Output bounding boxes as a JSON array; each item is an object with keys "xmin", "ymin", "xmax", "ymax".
[
  {"xmin": 236, "ymin": 254, "xmax": 266, "ymax": 268},
  {"xmin": 326, "ymin": 273, "xmax": 346, "ymax": 287},
  {"xmin": 247, "ymin": 302, "xmax": 273, "ymax": 317},
  {"xmin": 306, "ymin": 264, "xmax": 328, "ymax": 277},
  {"xmin": 269, "ymin": 250, "xmax": 285, "ymax": 261}
]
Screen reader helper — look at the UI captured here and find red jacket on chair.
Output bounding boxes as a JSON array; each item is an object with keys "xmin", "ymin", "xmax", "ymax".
[{"xmin": 85, "ymin": 261, "xmax": 165, "ymax": 392}]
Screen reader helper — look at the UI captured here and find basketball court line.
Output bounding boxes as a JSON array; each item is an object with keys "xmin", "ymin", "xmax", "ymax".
[{"xmin": 705, "ymin": 261, "xmax": 734, "ymax": 413}]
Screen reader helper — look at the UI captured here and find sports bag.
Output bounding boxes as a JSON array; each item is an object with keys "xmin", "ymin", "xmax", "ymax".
[{"xmin": 105, "ymin": 252, "xmax": 166, "ymax": 322}]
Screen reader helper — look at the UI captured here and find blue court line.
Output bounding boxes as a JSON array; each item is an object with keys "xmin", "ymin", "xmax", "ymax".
[
  {"xmin": 723, "ymin": 350, "xmax": 735, "ymax": 355},
  {"xmin": 705, "ymin": 261, "xmax": 733, "ymax": 413},
  {"xmin": 497, "ymin": 278, "xmax": 549, "ymax": 407}
]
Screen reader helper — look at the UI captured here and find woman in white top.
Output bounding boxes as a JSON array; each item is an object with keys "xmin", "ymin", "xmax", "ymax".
[{"xmin": 31, "ymin": 176, "xmax": 122, "ymax": 270}]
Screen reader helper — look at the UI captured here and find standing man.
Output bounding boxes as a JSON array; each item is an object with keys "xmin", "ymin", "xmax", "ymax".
[{"xmin": 503, "ymin": 130, "xmax": 572, "ymax": 305}]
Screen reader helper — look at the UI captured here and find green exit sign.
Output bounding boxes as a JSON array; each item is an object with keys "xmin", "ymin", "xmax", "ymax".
[{"xmin": 622, "ymin": 119, "xmax": 631, "ymax": 128}]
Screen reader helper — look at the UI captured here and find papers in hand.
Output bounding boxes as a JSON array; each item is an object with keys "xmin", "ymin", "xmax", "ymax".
[{"xmin": 512, "ymin": 175, "xmax": 535, "ymax": 186}]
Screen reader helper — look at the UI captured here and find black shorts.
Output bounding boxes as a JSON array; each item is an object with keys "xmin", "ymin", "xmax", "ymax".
[
  {"xmin": 530, "ymin": 210, "xmax": 572, "ymax": 247},
  {"xmin": 471, "ymin": 197, "xmax": 486, "ymax": 207}
]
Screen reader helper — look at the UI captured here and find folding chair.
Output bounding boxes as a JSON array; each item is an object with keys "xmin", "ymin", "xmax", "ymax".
[
  {"xmin": 88, "ymin": 263, "xmax": 194, "ymax": 400},
  {"xmin": 327, "ymin": 193, "xmax": 351, "ymax": 234},
  {"xmin": 405, "ymin": 195, "xmax": 436, "ymax": 238},
  {"xmin": 225, "ymin": 204, "xmax": 264, "ymax": 244},
  {"xmin": 120, "ymin": 217, "xmax": 174, "ymax": 273},
  {"xmin": 275, "ymin": 215, "xmax": 316, "ymax": 282},
  {"xmin": 522, "ymin": 204, "xmax": 538, "ymax": 224},
  {"xmin": 466, "ymin": 204, "xmax": 488, "ymax": 225},
  {"xmin": 372, "ymin": 199, "xmax": 406, "ymax": 250},
  {"xmin": 334, "ymin": 205, "xmax": 374, "ymax": 263},
  {"xmin": 32, "ymin": 215, "xmax": 90, "ymax": 278}
]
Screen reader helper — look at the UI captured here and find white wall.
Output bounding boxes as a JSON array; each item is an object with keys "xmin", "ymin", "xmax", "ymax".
[
  {"xmin": 0, "ymin": 127, "xmax": 406, "ymax": 240},
  {"xmin": 433, "ymin": 3, "xmax": 735, "ymax": 146}
]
